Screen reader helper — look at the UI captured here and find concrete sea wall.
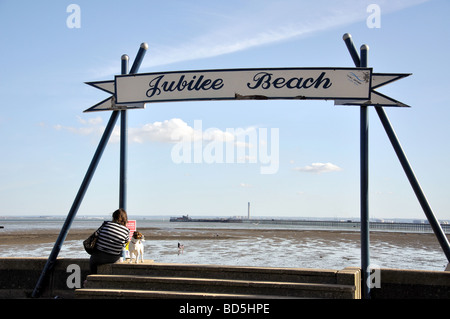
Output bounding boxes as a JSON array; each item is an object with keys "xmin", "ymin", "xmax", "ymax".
[{"xmin": 0, "ymin": 257, "xmax": 449, "ymax": 299}]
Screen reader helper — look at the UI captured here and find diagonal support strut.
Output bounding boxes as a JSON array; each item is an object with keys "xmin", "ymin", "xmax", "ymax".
[{"xmin": 32, "ymin": 43, "xmax": 148, "ymax": 298}]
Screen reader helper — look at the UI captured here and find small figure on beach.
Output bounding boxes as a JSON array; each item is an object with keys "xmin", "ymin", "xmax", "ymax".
[{"xmin": 178, "ymin": 242, "xmax": 185, "ymax": 254}]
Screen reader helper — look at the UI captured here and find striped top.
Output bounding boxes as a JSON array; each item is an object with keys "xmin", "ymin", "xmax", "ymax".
[{"xmin": 95, "ymin": 221, "xmax": 130, "ymax": 256}]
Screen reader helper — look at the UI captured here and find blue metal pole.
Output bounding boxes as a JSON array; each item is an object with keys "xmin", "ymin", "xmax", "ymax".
[
  {"xmin": 119, "ymin": 43, "xmax": 147, "ymax": 211},
  {"xmin": 119, "ymin": 54, "xmax": 129, "ymax": 210},
  {"xmin": 343, "ymin": 33, "xmax": 361, "ymax": 68},
  {"xmin": 360, "ymin": 44, "xmax": 371, "ymax": 299},
  {"xmin": 32, "ymin": 42, "xmax": 148, "ymax": 298},
  {"xmin": 32, "ymin": 110, "xmax": 120, "ymax": 298},
  {"xmin": 344, "ymin": 32, "xmax": 450, "ymax": 295},
  {"xmin": 375, "ymin": 106, "xmax": 450, "ymax": 262},
  {"xmin": 129, "ymin": 43, "xmax": 148, "ymax": 74},
  {"xmin": 343, "ymin": 33, "xmax": 371, "ymax": 299},
  {"xmin": 347, "ymin": 32, "xmax": 450, "ymax": 264}
]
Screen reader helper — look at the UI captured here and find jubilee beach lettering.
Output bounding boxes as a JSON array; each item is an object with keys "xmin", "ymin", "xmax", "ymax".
[
  {"xmin": 146, "ymin": 71, "xmax": 333, "ymax": 99},
  {"xmin": 247, "ymin": 71, "xmax": 332, "ymax": 90},
  {"xmin": 146, "ymin": 74, "xmax": 224, "ymax": 98}
]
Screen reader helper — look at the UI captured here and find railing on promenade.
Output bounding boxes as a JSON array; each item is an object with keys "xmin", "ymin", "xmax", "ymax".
[{"xmin": 240, "ymin": 219, "xmax": 450, "ymax": 234}]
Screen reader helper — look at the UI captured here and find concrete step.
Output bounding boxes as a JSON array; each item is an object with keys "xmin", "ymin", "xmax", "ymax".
[
  {"xmin": 78, "ymin": 263, "xmax": 361, "ymax": 299},
  {"xmin": 75, "ymin": 288, "xmax": 300, "ymax": 299},
  {"xmin": 97, "ymin": 262, "xmax": 356, "ymax": 285},
  {"xmin": 83, "ymin": 274, "xmax": 357, "ymax": 299}
]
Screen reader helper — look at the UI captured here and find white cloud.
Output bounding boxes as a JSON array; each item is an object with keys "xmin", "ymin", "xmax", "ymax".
[
  {"xmin": 126, "ymin": 119, "xmax": 255, "ymax": 146},
  {"xmin": 56, "ymin": 117, "xmax": 256, "ymax": 147},
  {"xmin": 55, "ymin": 116, "xmax": 106, "ymax": 137},
  {"xmin": 293, "ymin": 162, "xmax": 342, "ymax": 174},
  {"xmin": 76, "ymin": 116, "xmax": 103, "ymax": 126},
  {"xmin": 127, "ymin": 118, "xmax": 196, "ymax": 144}
]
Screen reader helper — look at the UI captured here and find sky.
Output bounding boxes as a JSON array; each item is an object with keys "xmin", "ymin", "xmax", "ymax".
[{"xmin": 1, "ymin": 0, "xmax": 450, "ymax": 221}]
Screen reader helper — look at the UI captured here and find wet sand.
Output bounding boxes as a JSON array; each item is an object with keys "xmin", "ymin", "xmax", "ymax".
[{"xmin": 0, "ymin": 226, "xmax": 445, "ymax": 252}]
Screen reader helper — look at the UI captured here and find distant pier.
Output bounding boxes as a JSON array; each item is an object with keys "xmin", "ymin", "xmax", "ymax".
[
  {"xmin": 169, "ymin": 215, "xmax": 242, "ymax": 223},
  {"xmin": 169, "ymin": 215, "xmax": 450, "ymax": 233}
]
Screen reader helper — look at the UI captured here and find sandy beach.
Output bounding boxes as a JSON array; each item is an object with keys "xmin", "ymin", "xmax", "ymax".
[
  {"xmin": 0, "ymin": 226, "xmax": 445, "ymax": 251},
  {"xmin": 1, "ymin": 223, "xmax": 448, "ymax": 271}
]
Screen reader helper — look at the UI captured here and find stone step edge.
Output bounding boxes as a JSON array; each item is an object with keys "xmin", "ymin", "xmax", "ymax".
[
  {"xmin": 85, "ymin": 274, "xmax": 355, "ymax": 292},
  {"xmin": 75, "ymin": 288, "xmax": 303, "ymax": 299}
]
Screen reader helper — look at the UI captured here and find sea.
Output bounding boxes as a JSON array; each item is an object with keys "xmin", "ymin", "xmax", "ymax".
[{"xmin": 0, "ymin": 216, "xmax": 448, "ymax": 272}]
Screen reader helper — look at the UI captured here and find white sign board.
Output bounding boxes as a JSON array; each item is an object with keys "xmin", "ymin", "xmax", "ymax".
[
  {"xmin": 126, "ymin": 220, "xmax": 136, "ymax": 240},
  {"xmin": 85, "ymin": 67, "xmax": 410, "ymax": 112},
  {"xmin": 115, "ymin": 68, "xmax": 371, "ymax": 104}
]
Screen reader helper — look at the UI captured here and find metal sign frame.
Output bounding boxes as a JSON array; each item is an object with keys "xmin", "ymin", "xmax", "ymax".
[
  {"xmin": 84, "ymin": 68, "xmax": 410, "ymax": 112},
  {"xmin": 32, "ymin": 35, "xmax": 450, "ymax": 299}
]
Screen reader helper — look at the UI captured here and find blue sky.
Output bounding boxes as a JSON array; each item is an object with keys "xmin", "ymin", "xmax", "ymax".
[{"xmin": 1, "ymin": 0, "xmax": 450, "ymax": 220}]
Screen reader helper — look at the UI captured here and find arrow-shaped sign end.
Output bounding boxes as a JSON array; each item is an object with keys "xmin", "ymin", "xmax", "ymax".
[
  {"xmin": 84, "ymin": 96, "xmax": 115, "ymax": 113},
  {"xmin": 84, "ymin": 96, "xmax": 146, "ymax": 113},
  {"xmin": 85, "ymin": 80, "xmax": 115, "ymax": 95},
  {"xmin": 335, "ymin": 72, "xmax": 411, "ymax": 107},
  {"xmin": 334, "ymin": 90, "xmax": 410, "ymax": 107},
  {"xmin": 371, "ymin": 73, "xmax": 411, "ymax": 90}
]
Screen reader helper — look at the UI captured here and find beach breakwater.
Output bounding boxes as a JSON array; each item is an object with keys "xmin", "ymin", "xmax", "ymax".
[{"xmin": 1, "ymin": 257, "xmax": 450, "ymax": 299}]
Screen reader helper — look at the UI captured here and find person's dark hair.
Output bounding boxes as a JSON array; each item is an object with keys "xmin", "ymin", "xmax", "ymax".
[{"xmin": 112, "ymin": 208, "xmax": 128, "ymax": 226}]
